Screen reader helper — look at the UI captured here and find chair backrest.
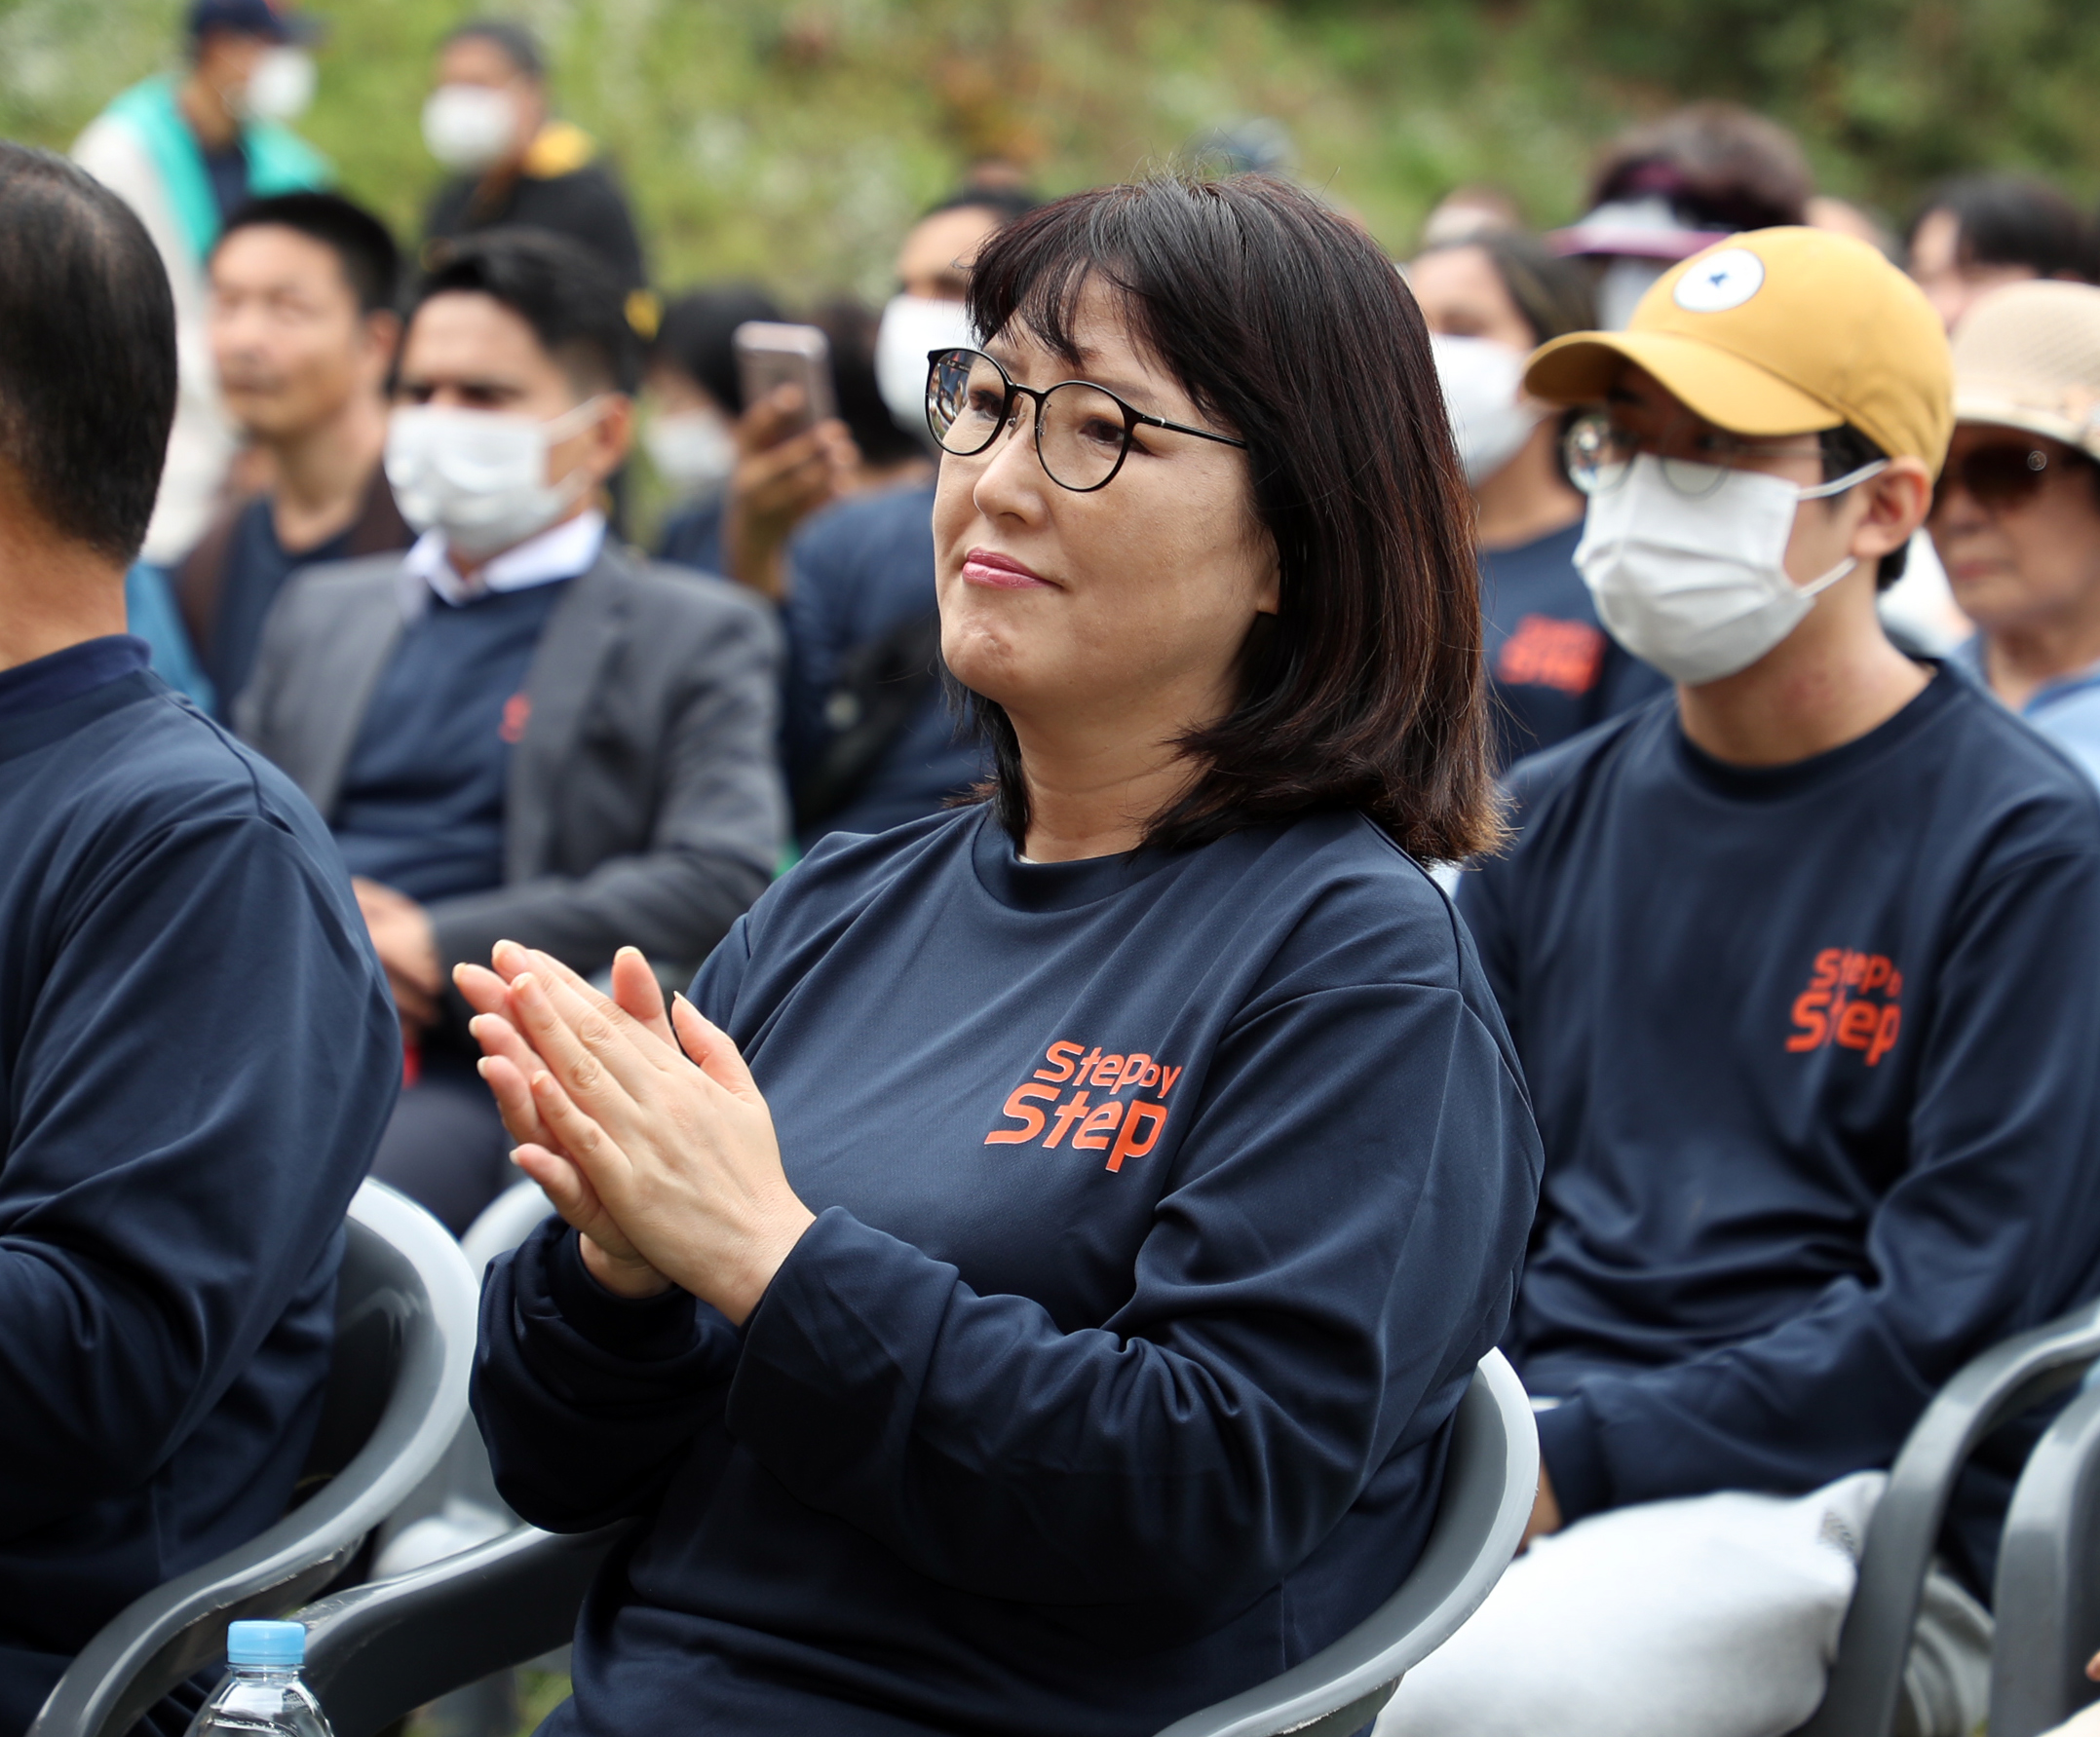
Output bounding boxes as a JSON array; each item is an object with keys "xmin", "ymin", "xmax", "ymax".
[
  {"xmin": 29, "ymin": 1182, "xmax": 478, "ymax": 1737},
  {"xmin": 1153, "ymin": 1349, "xmax": 1540, "ymax": 1737},
  {"xmin": 1990, "ymin": 1378, "xmax": 2100, "ymax": 1737},
  {"xmin": 459, "ymin": 1180, "xmax": 555, "ymax": 1276}
]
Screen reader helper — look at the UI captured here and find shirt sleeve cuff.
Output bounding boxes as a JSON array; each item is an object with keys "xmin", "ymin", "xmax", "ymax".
[
  {"xmin": 725, "ymin": 1206, "xmax": 957, "ymax": 1493},
  {"xmin": 540, "ymin": 1222, "xmax": 703, "ymax": 1362},
  {"xmin": 1534, "ymin": 1394, "xmax": 1612, "ymax": 1524}
]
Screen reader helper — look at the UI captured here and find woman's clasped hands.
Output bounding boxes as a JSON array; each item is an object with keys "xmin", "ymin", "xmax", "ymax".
[{"xmin": 453, "ymin": 941, "xmax": 815, "ymax": 1322}]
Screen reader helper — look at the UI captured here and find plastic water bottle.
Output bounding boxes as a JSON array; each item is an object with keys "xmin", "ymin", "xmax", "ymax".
[{"xmin": 183, "ymin": 1621, "xmax": 333, "ymax": 1737}]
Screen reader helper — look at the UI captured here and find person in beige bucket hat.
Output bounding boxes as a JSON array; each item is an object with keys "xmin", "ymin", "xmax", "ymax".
[
  {"xmin": 1378, "ymin": 231, "xmax": 2100, "ymax": 1737},
  {"xmin": 1931, "ymin": 278, "xmax": 2100, "ymax": 783}
]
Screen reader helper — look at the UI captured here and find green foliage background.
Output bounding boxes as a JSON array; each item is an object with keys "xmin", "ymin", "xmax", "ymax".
[{"xmin": 3, "ymin": 0, "xmax": 2096, "ymax": 304}]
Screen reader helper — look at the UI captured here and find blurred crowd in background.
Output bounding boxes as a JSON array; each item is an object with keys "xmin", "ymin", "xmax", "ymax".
[{"xmin": 50, "ymin": 0, "xmax": 2100, "ymax": 1238}]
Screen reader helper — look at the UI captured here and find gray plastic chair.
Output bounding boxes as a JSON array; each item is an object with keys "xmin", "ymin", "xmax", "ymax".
[
  {"xmin": 1794, "ymin": 1299, "xmax": 2100, "ymax": 1737},
  {"xmin": 1988, "ymin": 1375, "xmax": 2100, "ymax": 1737},
  {"xmin": 373, "ymin": 1181, "xmax": 554, "ymax": 1582},
  {"xmin": 292, "ymin": 1349, "xmax": 1537, "ymax": 1737},
  {"xmin": 28, "ymin": 1181, "xmax": 478, "ymax": 1737}
]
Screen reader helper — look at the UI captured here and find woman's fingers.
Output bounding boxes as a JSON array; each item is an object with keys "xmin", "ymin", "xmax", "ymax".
[
  {"xmin": 475, "ymin": 1048, "xmax": 554, "ymax": 1150},
  {"xmin": 453, "ymin": 961, "xmax": 514, "ymax": 1019},
  {"xmin": 529, "ymin": 1066, "xmax": 630, "ymax": 1195},
  {"xmin": 608, "ymin": 947, "xmax": 677, "ymax": 1049},
  {"xmin": 671, "ymin": 994, "xmax": 761, "ymax": 1100},
  {"xmin": 510, "ymin": 1143, "xmax": 656, "ymax": 1280},
  {"xmin": 520, "ymin": 969, "xmax": 668, "ymax": 1105}
]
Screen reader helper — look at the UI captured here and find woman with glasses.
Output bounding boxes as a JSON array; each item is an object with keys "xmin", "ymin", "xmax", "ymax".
[
  {"xmin": 1930, "ymin": 279, "xmax": 2100, "ymax": 784},
  {"xmin": 454, "ymin": 174, "xmax": 1540, "ymax": 1737}
]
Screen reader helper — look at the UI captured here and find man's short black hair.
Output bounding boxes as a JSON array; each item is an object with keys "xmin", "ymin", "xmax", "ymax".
[
  {"xmin": 0, "ymin": 144, "xmax": 173, "ymax": 562},
  {"xmin": 412, "ymin": 228, "xmax": 639, "ymax": 396},
  {"xmin": 1906, "ymin": 174, "xmax": 2095, "ymax": 283},
  {"xmin": 217, "ymin": 192, "xmax": 401, "ymax": 315},
  {"xmin": 443, "ymin": 17, "xmax": 544, "ymax": 79}
]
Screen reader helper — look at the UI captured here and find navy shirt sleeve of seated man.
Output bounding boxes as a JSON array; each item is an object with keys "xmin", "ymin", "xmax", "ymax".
[
  {"xmin": 1460, "ymin": 674, "xmax": 2100, "ymax": 1556},
  {"xmin": 473, "ymin": 808, "xmax": 1542, "ymax": 1736},
  {"xmin": 0, "ymin": 639, "xmax": 399, "ymax": 1727}
]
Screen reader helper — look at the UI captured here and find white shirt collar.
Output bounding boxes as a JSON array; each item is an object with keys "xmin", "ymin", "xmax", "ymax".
[{"xmin": 398, "ymin": 510, "xmax": 608, "ymax": 619}]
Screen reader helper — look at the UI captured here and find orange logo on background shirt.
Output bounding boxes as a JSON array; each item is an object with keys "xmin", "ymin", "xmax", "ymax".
[
  {"xmin": 499, "ymin": 692, "xmax": 532, "ymax": 744},
  {"xmin": 1495, "ymin": 615, "xmax": 1606, "ymax": 696},
  {"xmin": 1786, "ymin": 947, "xmax": 1903, "ymax": 1066},
  {"xmin": 984, "ymin": 1038, "xmax": 1185, "ymax": 1172}
]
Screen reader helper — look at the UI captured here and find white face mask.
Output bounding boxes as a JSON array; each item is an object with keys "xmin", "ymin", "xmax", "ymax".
[
  {"xmin": 243, "ymin": 48, "xmax": 316, "ymax": 123},
  {"xmin": 645, "ymin": 408, "xmax": 737, "ymax": 497},
  {"xmin": 385, "ymin": 400, "xmax": 606, "ymax": 559},
  {"xmin": 875, "ymin": 293, "xmax": 976, "ymax": 441},
  {"xmin": 421, "ymin": 84, "xmax": 520, "ymax": 173},
  {"xmin": 1574, "ymin": 452, "xmax": 1888, "ymax": 685},
  {"xmin": 1430, "ymin": 334, "xmax": 1540, "ymax": 486}
]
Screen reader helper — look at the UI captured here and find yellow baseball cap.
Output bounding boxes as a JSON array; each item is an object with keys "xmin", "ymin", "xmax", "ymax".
[{"xmin": 1524, "ymin": 226, "xmax": 1955, "ymax": 476}]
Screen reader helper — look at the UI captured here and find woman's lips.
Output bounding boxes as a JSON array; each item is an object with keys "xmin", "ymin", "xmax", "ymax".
[{"xmin": 962, "ymin": 548, "xmax": 1054, "ymax": 589}]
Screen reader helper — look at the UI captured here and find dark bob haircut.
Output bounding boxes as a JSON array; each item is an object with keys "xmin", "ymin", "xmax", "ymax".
[
  {"xmin": 0, "ymin": 143, "xmax": 174, "ymax": 563},
  {"xmin": 413, "ymin": 227, "xmax": 640, "ymax": 396},
  {"xmin": 961, "ymin": 173, "xmax": 1501, "ymax": 864}
]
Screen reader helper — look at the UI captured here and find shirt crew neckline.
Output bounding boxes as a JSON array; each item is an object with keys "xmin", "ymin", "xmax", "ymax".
[
  {"xmin": 1666, "ymin": 661, "xmax": 1958, "ymax": 803},
  {"xmin": 967, "ymin": 805, "xmax": 1184, "ymax": 912},
  {"xmin": 0, "ymin": 636, "xmax": 149, "ymax": 724}
]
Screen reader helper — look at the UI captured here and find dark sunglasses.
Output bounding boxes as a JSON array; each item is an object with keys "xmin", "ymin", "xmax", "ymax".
[{"xmin": 1929, "ymin": 442, "xmax": 2058, "ymax": 517}]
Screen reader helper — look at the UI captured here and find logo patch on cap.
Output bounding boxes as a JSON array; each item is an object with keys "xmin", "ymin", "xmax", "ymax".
[{"xmin": 1673, "ymin": 247, "xmax": 1767, "ymax": 314}]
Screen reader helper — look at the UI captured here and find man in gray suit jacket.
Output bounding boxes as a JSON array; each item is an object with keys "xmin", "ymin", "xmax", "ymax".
[{"xmin": 241, "ymin": 229, "xmax": 785, "ymax": 1229}]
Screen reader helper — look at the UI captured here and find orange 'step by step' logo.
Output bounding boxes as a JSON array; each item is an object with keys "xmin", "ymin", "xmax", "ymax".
[
  {"xmin": 986, "ymin": 1039, "xmax": 1184, "ymax": 1172},
  {"xmin": 1786, "ymin": 947, "xmax": 1903, "ymax": 1067}
]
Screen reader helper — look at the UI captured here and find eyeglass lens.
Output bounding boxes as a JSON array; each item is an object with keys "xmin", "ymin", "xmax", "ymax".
[
  {"xmin": 1930, "ymin": 445, "xmax": 2050, "ymax": 515},
  {"xmin": 1562, "ymin": 413, "xmax": 1731, "ymax": 500},
  {"xmin": 927, "ymin": 348, "xmax": 1133, "ymax": 491}
]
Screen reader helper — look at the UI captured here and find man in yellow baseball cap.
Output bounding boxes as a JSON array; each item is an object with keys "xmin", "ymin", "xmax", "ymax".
[{"xmin": 1381, "ymin": 231, "xmax": 2100, "ymax": 1737}]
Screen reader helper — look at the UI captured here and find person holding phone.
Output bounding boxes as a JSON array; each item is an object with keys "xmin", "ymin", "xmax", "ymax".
[{"xmin": 460, "ymin": 173, "xmax": 1540, "ymax": 1737}]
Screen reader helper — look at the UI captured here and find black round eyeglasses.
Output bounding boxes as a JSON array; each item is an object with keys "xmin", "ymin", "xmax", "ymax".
[{"xmin": 924, "ymin": 346, "xmax": 1246, "ymax": 493}]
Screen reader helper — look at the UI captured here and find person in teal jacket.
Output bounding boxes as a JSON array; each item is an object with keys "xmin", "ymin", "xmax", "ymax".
[{"xmin": 73, "ymin": 0, "xmax": 330, "ymax": 567}]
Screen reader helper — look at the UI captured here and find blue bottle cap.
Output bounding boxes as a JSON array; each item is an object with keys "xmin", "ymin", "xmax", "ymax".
[{"xmin": 226, "ymin": 1621, "xmax": 305, "ymax": 1668}]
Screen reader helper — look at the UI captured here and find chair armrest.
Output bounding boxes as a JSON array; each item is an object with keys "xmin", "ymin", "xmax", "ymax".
[
  {"xmin": 1154, "ymin": 1353, "xmax": 1539, "ymax": 1737},
  {"xmin": 1797, "ymin": 1301, "xmax": 2100, "ymax": 1737},
  {"xmin": 1991, "ymin": 1379, "xmax": 2100, "ymax": 1737},
  {"xmin": 296, "ymin": 1523, "xmax": 630, "ymax": 1737}
]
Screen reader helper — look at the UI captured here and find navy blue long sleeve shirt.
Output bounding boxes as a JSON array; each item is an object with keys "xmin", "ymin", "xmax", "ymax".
[
  {"xmin": 0, "ymin": 639, "xmax": 398, "ymax": 1733},
  {"xmin": 474, "ymin": 805, "xmax": 1540, "ymax": 1737},
  {"xmin": 1459, "ymin": 670, "xmax": 2100, "ymax": 1587}
]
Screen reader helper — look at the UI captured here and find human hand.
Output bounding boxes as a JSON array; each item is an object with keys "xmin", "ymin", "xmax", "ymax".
[
  {"xmin": 1519, "ymin": 1464, "xmax": 1562, "ymax": 1552},
  {"xmin": 501, "ymin": 962, "xmax": 814, "ymax": 1323},
  {"xmin": 353, "ymin": 877, "xmax": 441, "ymax": 1030},
  {"xmin": 459, "ymin": 943, "xmax": 678, "ymax": 1297},
  {"xmin": 721, "ymin": 384, "xmax": 859, "ymax": 599}
]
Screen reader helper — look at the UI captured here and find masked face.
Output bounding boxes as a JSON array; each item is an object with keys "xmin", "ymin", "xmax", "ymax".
[
  {"xmin": 242, "ymin": 47, "xmax": 315, "ymax": 122},
  {"xmin": 875, "ymin": 293, "xmax": 976, "ymax": 442},
  {"xmin": 421, "ymin": 84, "xmax": 520, "ymax": 173},
  {"xmin": 1574, "ymin": 453, "xmax": 1887, "ymax": 684},
  {"xmin": 645, "ymin": 408, "xmax": 738, "ymax": 498},
  {"xmin": 385, "ymin": 399, "xmax": 606, "ymax": 558},
  {"xmin": 1430, "ymin": 334, "xmax": 1540, "ymax": 486}
]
